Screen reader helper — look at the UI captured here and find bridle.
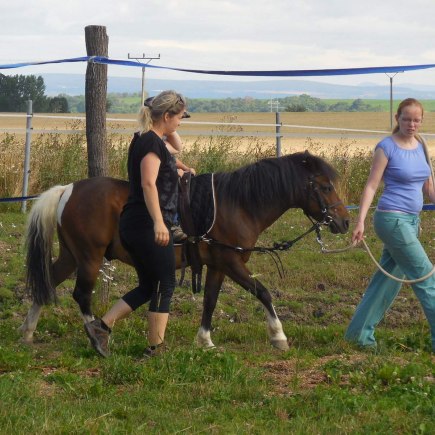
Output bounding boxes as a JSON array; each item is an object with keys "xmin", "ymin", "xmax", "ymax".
[
  {"xmin": 304, "ymin": 174, "xmax": 343, "ymax": 227},
  {"xmin": 185, "ymin": 174, "xmax": 343, "ymax": 278}
]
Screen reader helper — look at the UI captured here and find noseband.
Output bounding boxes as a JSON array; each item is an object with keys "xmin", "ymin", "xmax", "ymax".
[{"xmin": 305, "ymin": 175, "xmax": 343, "ymax": 226}]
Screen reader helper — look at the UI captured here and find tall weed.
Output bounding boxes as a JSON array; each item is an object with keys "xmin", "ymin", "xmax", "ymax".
[
  {"xmin": 0, "ymin": 133, "xmax": 23, "ymax": 197},
  {"xmin": 182, "ymin": 114, "xmax": 276, "ymax": 173},
  {"xmin": 305, "ymin": 137, "xmax": 373, "ymax": 205},
  {"xmin": 1, "ymin": 118, "xmax": 372, "ymax": 204}
]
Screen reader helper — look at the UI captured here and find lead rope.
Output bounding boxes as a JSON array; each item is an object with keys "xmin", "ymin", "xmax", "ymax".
[{"xmin": 318, "ymin": 237, "xmax": 435, "ymax": 284}]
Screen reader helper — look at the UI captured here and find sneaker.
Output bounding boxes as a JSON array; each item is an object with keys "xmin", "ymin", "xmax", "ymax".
[
  {"xmin": 143, "ymin": 343, "xmax": 166, "ymax": 358},
  {"xmin": 171, "ymin": 225, "xmax": 187, "ymax": 243},
  {"xmin": 84, "ymin": 318, "xmax": 111, "ymax": 358}
]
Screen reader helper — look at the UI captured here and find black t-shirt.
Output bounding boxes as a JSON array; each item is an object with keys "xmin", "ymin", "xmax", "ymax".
[{"xmin": 122, "ymin": 131, "xmax": 178, "ymax": 226}]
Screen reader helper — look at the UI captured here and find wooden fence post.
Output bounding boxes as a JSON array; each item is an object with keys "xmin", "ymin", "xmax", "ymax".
[{"xmin": 85, "ymin": 25, "xmax": 109, "ymax": 177}]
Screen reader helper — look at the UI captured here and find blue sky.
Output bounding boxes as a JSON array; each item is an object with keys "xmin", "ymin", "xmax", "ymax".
[{"xmin": 2, "ymin": 0, "xmax": 435, "ymax": 87}]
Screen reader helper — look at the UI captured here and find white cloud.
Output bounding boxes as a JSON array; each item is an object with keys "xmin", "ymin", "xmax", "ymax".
[{"xmin": 1, "ymin": 0, "xmax": 435, "ymax": 86}]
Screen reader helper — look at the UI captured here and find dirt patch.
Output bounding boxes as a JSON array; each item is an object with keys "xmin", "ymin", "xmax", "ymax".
[
  {"xmin": 260, "ymin": 353, "xmax": 435, "ymax": 397},
  {"xmin": 0, "ymin": 240, "xmax": 11, "ymax": 256},
  {"xmin": 260, "ymin": 354, "xmax": 366, "ymax": 396}
]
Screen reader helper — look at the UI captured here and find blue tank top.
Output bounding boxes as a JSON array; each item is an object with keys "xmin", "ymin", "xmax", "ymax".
[{"xmin": 376, "ymin": 136, "xmax": 430, "ymax": 214}]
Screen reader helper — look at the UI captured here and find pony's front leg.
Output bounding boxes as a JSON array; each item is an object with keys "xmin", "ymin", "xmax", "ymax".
[
  {"xmin": 264, "ymin": 307, "xmax": 289, "ymax": 351},
  {"xmin": 18, "ymin": 302, "xmax": 42, "ymax": 343},
  {"xmin": 196, "ymin": 267, "xmax": 225, "ymax": 349},
  {"xmin": 225, "ymin": 260, "xmax": 289, "ymax": 351}
]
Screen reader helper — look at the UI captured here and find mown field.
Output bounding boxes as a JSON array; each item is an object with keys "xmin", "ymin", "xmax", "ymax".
[
  {"xmin": 1, "ymin": 112, "xmax": 435, "ymax": 433},
  {"xmin": 2, "ymin": 110, "xmax": 435, "ymax": 157}
]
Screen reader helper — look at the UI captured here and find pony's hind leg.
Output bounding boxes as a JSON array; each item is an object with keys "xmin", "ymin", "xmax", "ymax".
[
  {"xmin": 73, "ymin": 258, "xmax": 104, "ymax": 324},
  {"xmin": 19, "ymin": 245, "xmax": 76, "ymax": 343},
  {"xmin": 196, "ymin": 267, "xmax": 225, "ymax": 349},
  {"xmin": 18, "ymin": 303, "xmax": 42, "ymax": 344},
  {"xmin": 225, "ymin": 260, "xmax": 289, "ymax": 351}
]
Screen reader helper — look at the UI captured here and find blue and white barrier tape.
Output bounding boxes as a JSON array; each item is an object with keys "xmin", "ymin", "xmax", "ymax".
[{"xmin": 1, "ymin": 56, "xmax": 435, "ymax": 77}]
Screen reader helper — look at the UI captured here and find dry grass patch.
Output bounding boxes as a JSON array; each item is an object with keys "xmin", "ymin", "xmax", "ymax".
[
  {"xmin": 2, "ymin": 111, "xmax": 435, "ymax": 156},
  {"xmin": 259, "ymin": 354, "xmax": 361, "ymax": 395}
]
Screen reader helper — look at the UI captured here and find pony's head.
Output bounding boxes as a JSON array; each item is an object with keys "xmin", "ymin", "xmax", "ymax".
[{"xmin": 297, "ymin": 151, "xmax": 349, "ymax": 234}]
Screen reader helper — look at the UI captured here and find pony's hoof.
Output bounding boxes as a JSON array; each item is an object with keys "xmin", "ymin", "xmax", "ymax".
[
  {"xmin": 18, "ymin": 327, "xmax": 34, "ymax": 344},
  {"xmin": 195, "ymin": 328, "xmax": 216, "ymax": 349},
  {"xmin": 20, "ymin": 336, "xmax": 34, "ymax": 345},
  {"xmin": 196, "ymin": 341, "xmax": 216, "ymax": 349},
  {"xmin": 271, "ymin": 339, "xmax": 290, "ymax": 351}
]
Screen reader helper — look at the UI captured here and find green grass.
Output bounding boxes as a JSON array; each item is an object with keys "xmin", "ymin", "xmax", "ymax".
[
  {"xmin": 1, "ymin": 205, "xmax": 435, "ymax": 434},
  {"xmin": 1, "ymin": 136, "xmax": 435, "ymax": 433}
]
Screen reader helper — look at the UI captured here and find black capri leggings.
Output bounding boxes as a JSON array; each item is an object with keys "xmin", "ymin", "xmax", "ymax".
[{"xmin": 119, "ymin": 222, "xmax": 176, "ymax": 313}]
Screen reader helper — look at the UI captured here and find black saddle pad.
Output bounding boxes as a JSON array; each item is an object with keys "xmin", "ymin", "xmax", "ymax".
[{"xmin": 184, "ymin": 173, "xmax": 215, "ymax": 237}]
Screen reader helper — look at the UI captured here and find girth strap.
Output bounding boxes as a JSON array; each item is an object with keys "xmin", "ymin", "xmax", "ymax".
[{"xmin": 178, "ymin": 172, "xmax": 203, "ymax": 294}]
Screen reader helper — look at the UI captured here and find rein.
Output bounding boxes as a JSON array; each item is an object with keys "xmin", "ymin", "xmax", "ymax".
[
  {"xmin": 190, "ymin": 220, "xmax": 326, "ymax": 279},
  {"xmin": 185, "ymin": 175, "xmax": 339, "ymax": 278},
  {"xmin": 182, "ymin": 172, "xmax": 342, "ymax": 280},
  {"xmin": 200, "ymin": 221, "xmax": 322, "ymax": 254}
]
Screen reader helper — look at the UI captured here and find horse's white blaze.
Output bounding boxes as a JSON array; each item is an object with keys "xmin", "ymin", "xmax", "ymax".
[
  {"xmin": 57, "ymin": 183, "xmax": 73, "ymax": 226},
  {"xmin": 265, "ymin": 308, "xmax": 287, "ymax": 342},
  {"xmin": 196, "ymin": 327, "xmax": 215, "ymax": 348}
]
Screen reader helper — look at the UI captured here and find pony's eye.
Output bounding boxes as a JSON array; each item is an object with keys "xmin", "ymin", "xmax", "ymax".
[{"xmin": 322, "ymin": 185, "xmax": 333, "ymax": 193}]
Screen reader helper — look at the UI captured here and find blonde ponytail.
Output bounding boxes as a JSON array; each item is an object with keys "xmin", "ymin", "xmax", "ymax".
[
  {"xmin": 137, "ymin": 106, "xmax": 153, "ymax": 135},
  {"xmin": 137, "ymin": 90, "xmax": 186, "ymax": 136}
]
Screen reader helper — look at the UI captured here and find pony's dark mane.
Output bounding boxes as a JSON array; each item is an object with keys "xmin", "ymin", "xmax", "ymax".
[{"xmin": 214, "ymin": 152, "xmax": 338, "ymax": 211}]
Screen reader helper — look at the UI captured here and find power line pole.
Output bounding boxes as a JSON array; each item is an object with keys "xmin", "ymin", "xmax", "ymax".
[
  {"xmin": 268, "ymin": 99, "xmax": 280, "ymax": 112},
  {"xmin": 128, "ymin": 53, "xmax": 161, "ymax": 105},
  {"xmin": 385, "ymin": 72, "xmax": 401, "ymax": 130}
]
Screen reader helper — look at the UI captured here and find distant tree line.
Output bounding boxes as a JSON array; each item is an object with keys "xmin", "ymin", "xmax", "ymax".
[
  {"xmin": 0, "ymin": 74, "xmax": 68, "ymax": 112},
  {"xmin": 65, "ymin": 93, "xmax": 383, "ymax": 114},
  {"xmin": 0, "ymin": 75, "xmax": 384, "ymax": 114},
  {"xmin": 280, "ymin": 94, "xmax": 382, "ymax": 112},
  {"xmin": 185, "ymin": 95, "xmax": 383, "ymax": 113}
]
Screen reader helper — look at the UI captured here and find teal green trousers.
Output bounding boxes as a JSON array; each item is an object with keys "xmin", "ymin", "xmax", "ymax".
[{"xmin": 345, "ymin": 211, "xmax": 435, "ymax": 351}]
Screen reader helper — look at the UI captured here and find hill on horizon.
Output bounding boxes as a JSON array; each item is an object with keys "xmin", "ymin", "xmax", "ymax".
[{"xmin": 41, "ymin": 73, "xmax": 435, "ymax": 100}]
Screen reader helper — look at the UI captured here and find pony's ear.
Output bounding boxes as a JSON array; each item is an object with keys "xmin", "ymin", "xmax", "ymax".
[{"xmin": 301, "ymin": 150, "xmax": 312, "ymax": 165}]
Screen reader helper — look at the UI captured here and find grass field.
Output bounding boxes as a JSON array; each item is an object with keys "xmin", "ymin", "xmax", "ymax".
[
  {"xmin": 1, "ymin": 111, "xmax": 435, "ymax": 433},
  {"xmin": 1, "ymin": 207, "xmax": 435, "ymax": 433}
]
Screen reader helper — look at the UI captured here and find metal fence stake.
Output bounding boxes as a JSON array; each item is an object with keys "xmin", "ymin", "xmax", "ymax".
[{"xmin": 21, "ymin": 100, "xmax": 33, "ymax": 213}]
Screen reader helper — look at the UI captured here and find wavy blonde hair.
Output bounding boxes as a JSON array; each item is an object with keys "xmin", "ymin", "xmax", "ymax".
[{"xmin": 137, "ymin": 90, "xmax": 186, "ymax": 134}]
